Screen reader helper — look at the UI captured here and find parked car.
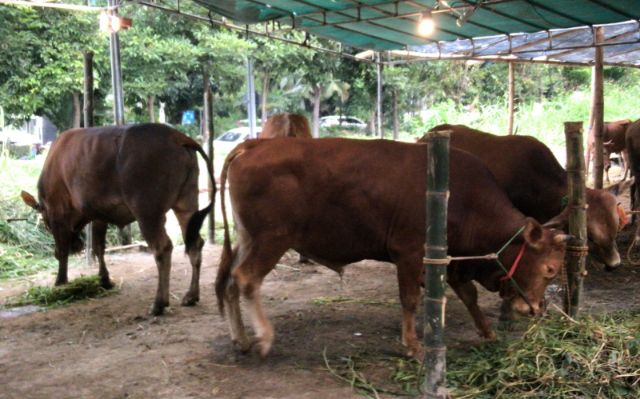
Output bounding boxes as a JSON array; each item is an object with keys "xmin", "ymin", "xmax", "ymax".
[
  {"xmin": 214, "ymin": 126, "xmax": 261, "ymax": 153},
  {"xmin": 319, "ymin": 115, "xmax": 367, "ymax": 130},
  {"xmin": 213, "ymin": 126, "xmax": 261, "ymax": 182}
]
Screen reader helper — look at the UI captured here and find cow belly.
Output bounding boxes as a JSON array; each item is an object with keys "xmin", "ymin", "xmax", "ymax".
[{"xmin": 87, "ymin": 201, "xmax": 136, "ymax": 227}]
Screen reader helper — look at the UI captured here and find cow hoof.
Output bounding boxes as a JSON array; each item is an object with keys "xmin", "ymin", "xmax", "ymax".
[
  {"xmin": 480, "ymin": 330, "xmax": 498, "ymax": 341},
  {"xmin": 256, "ymin": 338, "xmax": 273, "ymax": 358},
  {"xmin": 232, "ymin": 338, "xmax": 254, "ymax": 354},
  {"xmin": 181, "ymin": 293, "xmax": 199, "ymax": 307},
  {"xmin": 405, "ymin": 344, "xmax": 425, "ymax": 361}
]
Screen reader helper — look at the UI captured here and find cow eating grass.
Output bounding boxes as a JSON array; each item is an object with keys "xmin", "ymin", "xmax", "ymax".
[
  {"xmin": 21, "ymin": 124, "xmax": 214, "ymax": 315},
  {"xmin": 424, "ymin": 124, "xmax": 623, "ymax": 271},
  {"xmin": 207, "ymin": 138, "xmax": 569, "ymax": 359}
]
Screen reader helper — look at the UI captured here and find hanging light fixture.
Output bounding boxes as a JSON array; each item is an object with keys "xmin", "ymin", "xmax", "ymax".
[
  {"xmin": 99, "ymin": 12, "xmax": 132, "ymax": 33},
  {"xmin": 417, "ymin": 9, "xmax": 435, "ymax": 37}
]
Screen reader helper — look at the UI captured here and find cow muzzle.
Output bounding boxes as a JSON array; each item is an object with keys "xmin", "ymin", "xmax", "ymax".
[{"xmin": 511, "ymin": 296, "xmax": 544, "ymax": 317}]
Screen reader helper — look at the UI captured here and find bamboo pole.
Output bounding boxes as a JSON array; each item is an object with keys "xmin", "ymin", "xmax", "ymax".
[
  {"xmin": 591, "ymin": 27, "xmax": 605, "ymax": 189},
  {"xmin": 422, "ymin": 130, "xmax": 450, "ymax": 399},
  {"xmin": 83, "ymin": 51, "xmax": 95, "ymax": 266},
  {"xmin": 507, "ymin": 62, "xmax": 515, "ymax": 135},
  {"xmin": 564, "ymin": 122, "xmax": 588, "ymax": 317}
]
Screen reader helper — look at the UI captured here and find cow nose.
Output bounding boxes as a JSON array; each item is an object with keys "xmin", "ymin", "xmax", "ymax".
[
  {"xmin": 512, "ymin": 298, "xmax": 539, "ymax": 316},
  {"xmin": 604, "ymin": 262, "xmax": 621, "ymax": 272}
]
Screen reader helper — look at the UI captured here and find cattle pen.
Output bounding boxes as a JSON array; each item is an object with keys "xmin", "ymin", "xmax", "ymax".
[{"xmin": 2, "ymin": 1, "xmax": 640, "ymax": 398}]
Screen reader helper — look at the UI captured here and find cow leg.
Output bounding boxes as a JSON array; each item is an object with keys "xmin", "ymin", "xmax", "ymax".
[
  {"xmin": 173, "ymin": 209, "xmax": 203, "ymax": 306},
  {"xmin": 92, "ymin": 221, "xmax": 113, "ymax": 289},
  {"xmin": 395, "ymin": 260, "xmax": 423, "ymax": 359},
  {"xmin": 448, "ymin": 279, "xmax": 496, "ymax": 340},
  {"xmin": 622, "ymin": 150, "xmax": 630, "ymax": 181},
  {"xmin": 232, "ymin": 245, "xmax": 287, "ymax": 357},
  {"xmin": 224, "ymin": 277, "xmax": 252, "ymax": 352},
  {"xmin": 138, "ymin": 215, "xmax": 173, "ymax": 315},
  {"xmin": 52, "ymin": 233, "xmax": 71, "ymax": 286}
]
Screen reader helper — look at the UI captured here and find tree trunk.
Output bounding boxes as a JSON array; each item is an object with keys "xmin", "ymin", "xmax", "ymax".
[
  {"xmin": 261, "ymin": 72, "xmax": 270, "ymax": 124},
  {"xmin": 392, "ymin": 89, "xmax": 399, "ymax": 141},
  {"xmin": 369, "ymin": 107, "xmax": 376, "ymax": 136},
  {"xmin": 72, "ymin": 91, "xmax": 81, "ymax": 128},
  {"xmin": 83, "ymin": 51, "xmax": 94, "ymax": 129},
  {"xmin": 312, "ymin": 85, "xmax": 321, "ymax": 138},
  {"xmin": 147, "ymin": 95, "xmax": 156, "ymax": 123},
  {"xmin": 202, "ymin": 66, "xmax": 215, "ymax": 243}
]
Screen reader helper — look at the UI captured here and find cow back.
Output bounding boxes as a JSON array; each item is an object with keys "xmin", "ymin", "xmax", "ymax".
[
  {"xmin": 259, "ymin": 113, "xmax": 312, "ymax": 139},
  {"xmin": 429, "ymin": 124, "xmax": 566, "ymax": 222},
  {"xmin": 226, "ymin": 138, "xmax": 526, "ymax": 265}
]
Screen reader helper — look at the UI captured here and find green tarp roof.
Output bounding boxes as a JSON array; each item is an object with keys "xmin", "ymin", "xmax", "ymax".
[{"xmin": 193, "ymin": 0, "xmax": 640, "ymax": 67}]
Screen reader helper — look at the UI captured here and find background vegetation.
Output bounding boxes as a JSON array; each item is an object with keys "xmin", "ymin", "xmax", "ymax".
[
  {"xmin": 1, "ymin": 2, "xmax": 640, "ymax": 280},
  {"xmin": 2, "ymin": 2, "xmax": 640, "ymax": 142}
]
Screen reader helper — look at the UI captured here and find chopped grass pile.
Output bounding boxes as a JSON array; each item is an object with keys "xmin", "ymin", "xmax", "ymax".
[
  {"xmin": 324, "ymin": 311, "xmax": 640, "ymax": 398},
  {"xmin": 4, "ymin": 275, "xmax": 115, "ymax": 308}
]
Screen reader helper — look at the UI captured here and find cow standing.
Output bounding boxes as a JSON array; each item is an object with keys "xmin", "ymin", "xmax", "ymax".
[
  {"xmin": 206, "ymin": 138, "xmax": 568, "ymax": 359},
  {"xmin": 625, "ymin": 120, "xmax": 640, "ymax": 233},
  {"xmin": 586, "ymin": 119, "xmax": 632, "ymax": 182},
  {"xmin": 21, "ymin": 124, "xmax": 213, "ymax": 315},
  {"xmin": 426, "ymin": 124, "xmax": 622, "ymax": 270}
]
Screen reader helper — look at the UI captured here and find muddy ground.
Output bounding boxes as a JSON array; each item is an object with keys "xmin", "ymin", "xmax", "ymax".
[{"xmin": 2, "ymin": 181, "xmax": 640, "ymax": 398}]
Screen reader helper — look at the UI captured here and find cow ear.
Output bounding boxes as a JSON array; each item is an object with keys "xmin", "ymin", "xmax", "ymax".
[
  {"xmin": 20, "ymin": 191, "xmax": 40, "ymax": 211},
  {"xmin": 523, "ymin": 217, "xmax": 544, "ymax": 250}
]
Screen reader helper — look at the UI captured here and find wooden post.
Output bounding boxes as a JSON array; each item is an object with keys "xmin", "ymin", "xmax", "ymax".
[
  {"xmin": 591, "ymin": 27, "xmax": 605, "ymax": 189},
  {"xmin": 507, "ymin": 62, "xmax": 515, "ymax": 135},
  {"xmin": 564, "ymin": 122, "xmax": 588, "ymax": 317},
  {"xmin": 376, "ymin": 52, "xmax": 384, "ymax": 139},
  {"xmin": 83, "ymin": 51, "xmax": 95, "ymax": 266},
  {"xmin": 422, "ymin": 130, "xmax": 449, "ymax": 399},
  {"xmin": 203, "ymin": 66, "xmax": 215, "ymax": 244}
]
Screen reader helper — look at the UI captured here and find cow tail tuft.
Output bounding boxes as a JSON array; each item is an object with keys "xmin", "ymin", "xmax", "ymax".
[
  {"xmin": 214, "ymin": 145, "xmax": 245, "ymax": 315},
  {"xmin": 183, "ymin": 135, "xmax": 216, "ymax": 254}
]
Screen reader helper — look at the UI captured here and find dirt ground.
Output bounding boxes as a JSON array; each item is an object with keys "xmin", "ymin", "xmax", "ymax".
[{"xmin": 2, "ymin": 184, "xmax": 640, "ymax": 398}]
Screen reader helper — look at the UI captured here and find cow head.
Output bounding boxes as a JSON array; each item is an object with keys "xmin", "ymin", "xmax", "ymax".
[
  {"xmin": 547, "ymin": 190, "xmax": 622, "ymax": 270},
  {"xmin": 500, "ymin": 218, "xmax": 568, "ymax": 317},
  {"xmin": 20, "ymin": 190, "xmax": 84, "ymax": 254}
]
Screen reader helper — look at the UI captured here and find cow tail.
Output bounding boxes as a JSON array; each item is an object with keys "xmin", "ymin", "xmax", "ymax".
[
  {"xmin": 184, "ymin": 139, "xmax": 216, "ymax": 254},
  {"xmin": 214, "ymin": 145, "xmax": 245, "ymax": 315}
]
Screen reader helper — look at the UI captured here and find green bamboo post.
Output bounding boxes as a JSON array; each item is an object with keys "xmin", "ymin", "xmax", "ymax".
[
  {"xmin": 422, "ymin": 130, "xmax": 450, "ymax": 398},
  {"xmin": 564, "ymin": 122, "xmax": 588, "ymax": 317},
  {"xmin": 83, "ymin": 51, "xmax": 95, "ymax": 266}
]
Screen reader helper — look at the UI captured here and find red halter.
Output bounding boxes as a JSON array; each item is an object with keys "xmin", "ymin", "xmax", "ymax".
[{"xmin": 500, "ymin": 242, "xmax": 527, "ymax": 282}]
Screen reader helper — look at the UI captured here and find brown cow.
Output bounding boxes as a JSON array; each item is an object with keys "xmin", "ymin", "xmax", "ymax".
[
  {"xmin": 586, "ymin": 119, "xmax": 632, "ymax": 182},
  {"xmin": 207, "ymin": 138, "xmax": 568, "ymax": 358},
  {"xmin": 259, "ymin": 112, "xmax": 312, "ymax": 139},
  {"xmin": 21, "ymin": 124, "xmax": 214, "ymax": 315},
  {"xmin": 625, "ymin": 119, "xmax": 640, "ymax": 224},
  {"xmin": 425, "ymin": 124, "xmax": 622, "ymax": 270}
]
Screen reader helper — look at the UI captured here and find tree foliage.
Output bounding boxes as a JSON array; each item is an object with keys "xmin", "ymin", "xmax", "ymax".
[{"xmin": 2, "ymin": 4, "xmax": 639, "ymax": 139}]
